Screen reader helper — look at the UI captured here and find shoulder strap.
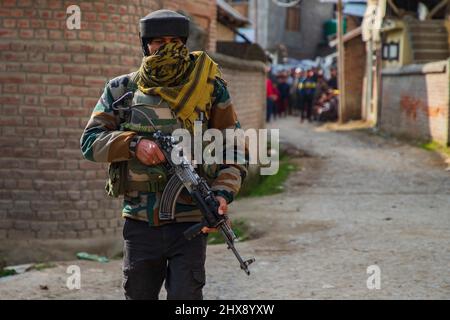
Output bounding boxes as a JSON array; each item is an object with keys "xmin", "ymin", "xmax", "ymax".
[{"xmin": 113, "ymin": 72, "xmax": 139, "ymax": 124}]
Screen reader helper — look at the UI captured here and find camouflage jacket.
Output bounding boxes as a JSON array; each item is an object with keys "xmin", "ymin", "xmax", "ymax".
[{"xmin": 80, "ymin": 70, "xmax": 248, "ymax": 226}]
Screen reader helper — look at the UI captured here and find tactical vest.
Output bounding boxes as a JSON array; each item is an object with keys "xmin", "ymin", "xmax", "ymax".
[{"xmin": 105, "ymin": 77, "xmax": 213, "ymax": 198}]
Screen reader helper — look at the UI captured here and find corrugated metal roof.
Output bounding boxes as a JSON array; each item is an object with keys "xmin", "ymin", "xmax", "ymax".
[
  {"xmin": 216, "ymin": 0, "xmax": 251, "ymax": 27},
  {"xmin": 344, "ymin": 3, "xmax": 367, "ymax": 17}
]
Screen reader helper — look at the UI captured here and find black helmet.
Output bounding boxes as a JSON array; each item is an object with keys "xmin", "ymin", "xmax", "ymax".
[{"xmin": 139, "ymin": 10, "xmax": 190, "ymax": 56}]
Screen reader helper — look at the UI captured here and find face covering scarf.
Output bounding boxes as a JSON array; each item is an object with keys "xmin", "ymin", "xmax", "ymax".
[{"xmin": 137, "ymin": 42, "xmax": 221, "ymax": 131}]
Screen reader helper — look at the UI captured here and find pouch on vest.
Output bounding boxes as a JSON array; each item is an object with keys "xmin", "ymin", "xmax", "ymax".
[
  {"xmin": 126, "ymin": 157, "xmax": 168, "ymax": 193},
  {"xmin": 105, "ymin": 161, "xmax": 128, "ymax": 198}
]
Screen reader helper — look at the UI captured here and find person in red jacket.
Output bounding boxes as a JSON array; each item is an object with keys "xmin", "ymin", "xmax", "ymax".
[{"xmin": 266, "ymin": 67, "xmax": 278, "ymax": 122}]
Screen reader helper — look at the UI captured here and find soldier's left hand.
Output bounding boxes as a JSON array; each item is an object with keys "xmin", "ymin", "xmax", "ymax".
[{"xmin": 201, "ymin": 196, "xmax": 229, "ymax": 234}]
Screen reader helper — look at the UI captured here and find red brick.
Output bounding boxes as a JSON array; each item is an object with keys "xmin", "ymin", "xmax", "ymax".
[
  {"xmin": 23, "ymin": 116, "xmax": 37, "ymax": 126},
  {"xmin": 38, "ymin": 138, "xmax": 65, "ymax": 148},
  {"xmin": 48, "ymin": 64, "xmax": 63, "ymax": 74},
  {"xmin": 79, "ymin": 2, "xmax": 94, "ymax": 11},
  {"xmin": 3, "ymin": 19, "xmax": 16, "ymax": 28},
  {"xmin": 2, "ymin": 95, "xmax": 21, "ymax": 104},
  {"xmin": 0, "ymin": 73, "xmax": 25, "ymax": 84},
  {"xmin": 49, "ymin": 30, "xmax": 62, "ymax": 39},
  {"xmin": 63, "ymin": 30, "xmax": 77, "ymax": 40},
  {"xmin": 0, "ymin": 116, "xmax": 23, "ymax": 126},
  {"xmin": 34, "ymin": 29, "xmax": 48, "ymax": 39},
  {"xmin": 42, "ymin": 74, "xmax": 70, "ymax": 85},
  {"xmin": 19, "ymin": 29, "xmax": 33, "ymax": 39},
  {"xmin": 79, "ymin": 31, "xmax": 93, "ymax": 40},
  {"xmin": 46, "ymin": 107, "xmax": 61, "ymax": 116},
  {"xmin": 41, "ymin": 96, "xmax": 68, "ymax": 107},
  {"xmin": 85, "ymin": 77, "xmax": 107, "ymax": 87},
  {"xmin": 24, "ymin": 95, "xmax": 39, "ymax": 105},
  {"xmin": 19, "ymin": 105, "xmax": 46, "ymax": 116},
  {"xmin": 13, "ymin": 147, "xmax": 40, "ymax": 158},
  {"xmin": 5, "ymin": 62, "xmax": 20, "ymax": 72},
  {"xmin": 22, "ymin": 63, "xmax": 48, "ymax": 73},
  {"xmin": 0, "ymin": 28, "xmax": 18, "ymax": 38},
  {"xmin": 46, "ymin": 85, "xmax": 61, "ymax": 96},
  {"xmin": 61, "ymin": 108, "xmax": 87, "ymax": 117},
  {"xmin": 26, "ymin": 73, "xmax": 41, "ymax": 82},
  {"xmin": 98, "ymin": 13, "xmax": 108, "ymax": 21},
  {"xmin": 79, "ymin": 44, "xmax": 96, "ymax": 53},
  {"xmin": 72, "ymin": 54, "xmax": 86, "ymax": 63},
  {"xmin": 18, "ymin": 84, "xmax": 45, "ymax": 95},
  {"xmin": 63, "ymin": 65, "xmax": 90, "ymax": 75},
  {"xmin": 66, "ymin": 117, "xmax": 80, "ymax": 128},
  {"xmin": 82, "ymin": 98, "xmax": 99, "ymax": 110},
  {"xmin": 15, "ymin": 126, "xmax": 43, "ymax": 136},
  {"xmin": 47, "ymin": 0, "xmax": 62, "ymax": 9},
  {"xmin": 87, "ymin": 54, "xmax": 108, "ymax": 64},
  {"xmin": 38, "ymin": 117, "xmax": 65, "ymax": 127},
  {"xmin": 30, "ymin": 19, "xmax": 44, "ymax": 28},
  {"xmin": 38, "ymin": 10, "xmax": 52, "ymax": 19},
  {"xmin": 2, "ymin": 0, "xmax": 16, "ymax": 7},
  {"xmin": 17, "ymin": 0, "xmax": 32, "ymax": 6},
  {"xmin": 45, "ymin": 53, "xmax": 71, "ymax": 63},
  {"xmin": 3, "ymin": 84, "xmax": 18, "ymax": 93},
  {"xmin": 53, "ymin": 10, "xmax": 66, "ymax": 19},
  {"xmin": 37, "ymin": 159, "xmax": 65, "ymax": 170},
  {"xmin": 62, "ymin": 86, "xmax": 89, "ymax": 97},
  {"xmin": 17, "ymin": 19, "xmax": 29, "ymax": 28},
  {"xmin": 94, "ymin": 32, "xmax": 105, "ymax": 41},
  {"xmin": 46, "ymin": 20, "xmax": 59, "ymax": 29},
  {"xmin": 0, "ymin": 43, "xmax": 9, "ymax": 51},
  {"xmin": 56, "ymin": 148, "xmax": 83, "ymax": 159},
  {"xmin": 70, "ymin": 75, "xmax": 84, "ymax": 86},
  {"xmin": 58, "ymin": 128, "xmax": 82, "ymax": 139},
  {"xmin": 84, "ymin": 12, "xmax": 97, "ymax": 21}
]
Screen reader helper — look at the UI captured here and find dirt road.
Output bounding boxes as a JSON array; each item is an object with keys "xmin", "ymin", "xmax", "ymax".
[{"xmin": 1, "ymin": 117, "xmax": 449, "ymax": 299}]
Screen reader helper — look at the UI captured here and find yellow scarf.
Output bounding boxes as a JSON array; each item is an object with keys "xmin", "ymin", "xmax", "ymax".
[{"xmin": 137, "ymin": 42, "xmax": 221, "ymax": 131}]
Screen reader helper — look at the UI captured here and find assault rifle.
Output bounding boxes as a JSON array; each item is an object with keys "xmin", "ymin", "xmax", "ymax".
[{"xmin": 155, "ymin": 131, "xmax": 255, "ymax": 276}]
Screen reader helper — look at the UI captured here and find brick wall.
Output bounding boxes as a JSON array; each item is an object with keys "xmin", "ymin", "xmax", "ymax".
[
  {"xmin": 161, "ymin": 0, "xmax": 217, "ymax": 52},
  {"xmin": 211, "ymin": 53, "xmax": 266, "ymax": 131},
  {"xmin": 343, "ymin": 36, "xmax": 365, "ymax": 121},
  {"xmin": 380, "ymin": 60, "xmax": 450, "ymax": 146},
  {"xmin": 0, "ymin": 1, "xmax": 265, "ymax": 264}
]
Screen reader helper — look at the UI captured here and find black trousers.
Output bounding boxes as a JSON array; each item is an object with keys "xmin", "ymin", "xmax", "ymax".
[
  {"xmin": 301, "ymin": 95, "xmax": 314, "ymax": 121},
  {"xmin": 122, "ymin": 218, "xmax": 208, "ymax": 300}
]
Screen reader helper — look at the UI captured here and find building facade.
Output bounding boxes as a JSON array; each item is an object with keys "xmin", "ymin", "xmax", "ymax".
[{"xmin": 228, "ymin": 0, "xmax": 334, "ymax": 61}]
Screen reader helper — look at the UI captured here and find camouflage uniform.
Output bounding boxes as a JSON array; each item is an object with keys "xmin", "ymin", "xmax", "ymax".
[{"xmin": 80, "ymin": 70, "xmax": 247, "ymax": 225}]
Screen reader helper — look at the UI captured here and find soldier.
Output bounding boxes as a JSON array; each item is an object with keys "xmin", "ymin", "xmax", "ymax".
[{"xmin": 80, "ymin": 10, "xmax": 247, "ymax": 300}]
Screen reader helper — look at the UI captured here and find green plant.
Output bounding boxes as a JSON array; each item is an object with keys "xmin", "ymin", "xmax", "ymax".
[
  {"xmin": 207, "ymin": 218, "xmax": 252, "ymax": 245},
  {"xmin": 420, "ymin": 141, "xmax": 450, "ymax": 157},
  {"xmin": 31, "ymin": 263, "xmax": 56, "ymax": 271},
  {"xmin": 242, "ymin": 155, "xmax": 297, "ymax": 198},
  {"xmin": 0, "ymin": 269, "xmax": 17, "ymax": 278}
]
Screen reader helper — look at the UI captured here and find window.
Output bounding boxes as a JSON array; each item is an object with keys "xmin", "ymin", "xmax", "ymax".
[
  {"xmin": 382, "ymin": 42, "xmax": 400, "ymax": 61},
  {"xmin": 285, "ymin": 7, "xmax": 300, "ymax": 31}
]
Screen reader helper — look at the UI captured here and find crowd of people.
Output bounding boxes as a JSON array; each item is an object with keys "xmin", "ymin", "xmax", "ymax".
[{"xmin": 266, "ymin": 66, "xmax": 339, "ymax": 123}]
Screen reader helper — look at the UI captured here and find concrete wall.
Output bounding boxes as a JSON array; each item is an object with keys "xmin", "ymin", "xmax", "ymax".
[
  {"xmin": 380, "ymin": 60, "xmax": 450, "ymax": 145},
  {"xmin": 0, "ymin": 0, "xmax": 265, "ymax": 264},
  {"xmin": 248, "ymin": 0, "xmax": 334, "ymax": 60}
]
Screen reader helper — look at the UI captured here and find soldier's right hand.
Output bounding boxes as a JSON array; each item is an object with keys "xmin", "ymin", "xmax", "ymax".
[{"xmin": 135, "ymin": 139, "xmax": 166, "ymax": 166}]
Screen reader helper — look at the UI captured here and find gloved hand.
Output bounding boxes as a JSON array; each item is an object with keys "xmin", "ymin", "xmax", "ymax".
[
  {"xmin": 135, "ymin": 139, "xmax": 166, "ymax": 166},
  {"xmin": 201, "ymin": 196, "xmax": 230, "ymax": 234}
]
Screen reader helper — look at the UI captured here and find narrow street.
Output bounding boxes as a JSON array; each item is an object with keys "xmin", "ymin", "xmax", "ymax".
[{"xmin": 1, "ymin": 117, "xmax": 450, "ymax": 299}]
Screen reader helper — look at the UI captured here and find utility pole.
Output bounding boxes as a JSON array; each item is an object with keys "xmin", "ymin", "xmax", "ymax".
[{"xmin": 337, "ymin": 0, "xmax": 346, "ymax": 123}]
